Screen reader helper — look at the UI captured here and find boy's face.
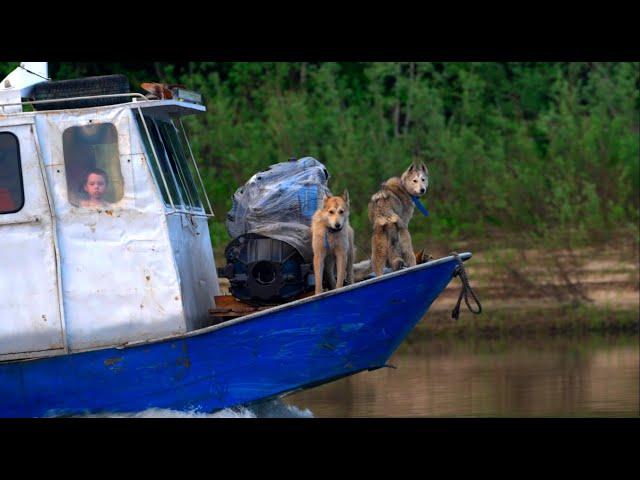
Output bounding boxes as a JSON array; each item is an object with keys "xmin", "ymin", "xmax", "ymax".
[{"xmin": 84, "ymin": 173, "xmax": 107, "ymax": 200}]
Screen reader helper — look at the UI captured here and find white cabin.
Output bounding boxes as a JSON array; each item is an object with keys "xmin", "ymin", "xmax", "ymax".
[{"xmin": 0, "ymin": 64, "xmax": 220, "ymax": 361}]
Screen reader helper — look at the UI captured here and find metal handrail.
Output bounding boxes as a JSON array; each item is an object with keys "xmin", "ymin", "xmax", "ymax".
[{"xmin": 0, "ymin": 92, "xmax": 150, "ymax": 109}]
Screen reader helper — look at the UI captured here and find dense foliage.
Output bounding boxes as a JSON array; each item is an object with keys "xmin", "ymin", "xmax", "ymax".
[{"xmin": 3, "ymin": 62, "xmax": 638, "ymax": 250}]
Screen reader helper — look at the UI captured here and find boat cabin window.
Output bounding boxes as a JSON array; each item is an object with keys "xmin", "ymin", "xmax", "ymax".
[
  {"xmin": 0, "ymin": 133, "xmax": 24, "ymax": 214},
  {"xmin": 135, "ymin": 114, "xmax": 202, "ymax": 210},
  {"xmin": 157, "ymin": 121, "xmax": 202, "ymax": 209},
  {"xmin": 63, "ymin": 123, "xmax": 124, "ymax": 208}
]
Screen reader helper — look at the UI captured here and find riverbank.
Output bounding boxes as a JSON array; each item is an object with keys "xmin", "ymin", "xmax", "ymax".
[
  {"xmin": 412, "ymin": 305, "xmax": 638, "ymax": 340},
  {"xmin": 413, "ymin": 235, "xmax": 639, "ymax": 339}
]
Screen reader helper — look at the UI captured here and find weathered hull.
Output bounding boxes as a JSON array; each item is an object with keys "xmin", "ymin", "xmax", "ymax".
[{"xmin": 0, "ymin": 253, "xmax": 470, "ymax": 417}]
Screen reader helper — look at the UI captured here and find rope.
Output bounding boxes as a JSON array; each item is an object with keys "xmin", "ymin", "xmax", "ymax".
[
  {"xmin": 19, "ymin": 64, "xmax": 51, "ymax": 81},
  {"xmin": 450, "ymin": 251, "xmax": 482, "ymax": 320}
]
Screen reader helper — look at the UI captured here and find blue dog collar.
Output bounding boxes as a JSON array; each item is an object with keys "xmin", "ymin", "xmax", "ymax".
[{"xmin": 412, "ymin": 196, "xmax": 430, "ymax": 217}]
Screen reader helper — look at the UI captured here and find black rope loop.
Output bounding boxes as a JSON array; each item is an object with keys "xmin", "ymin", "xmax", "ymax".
[{"xmin": 450, "ymin": 251, "xmax": 482, "ymax": 320}]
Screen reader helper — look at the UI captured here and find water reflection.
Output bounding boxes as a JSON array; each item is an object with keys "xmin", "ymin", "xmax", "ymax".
[{"xmin": 285, "ymin": 335, "xmax": 639, "ymax": 417}]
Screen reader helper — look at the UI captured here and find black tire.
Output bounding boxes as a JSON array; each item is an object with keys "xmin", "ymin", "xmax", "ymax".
[{"xmin": 31, "ymin": 74, "xmax": 131, "ymax": 111}]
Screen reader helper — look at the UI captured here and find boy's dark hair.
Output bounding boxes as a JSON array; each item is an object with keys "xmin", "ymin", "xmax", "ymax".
[{"xmin": 83, "ymin": 168, "xmax": 109, "ymax": 185}]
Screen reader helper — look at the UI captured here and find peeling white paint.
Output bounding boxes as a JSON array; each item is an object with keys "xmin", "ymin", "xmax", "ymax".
[{"xmin": 0, "ymin": 119, "xmax": 64, "ymax": 356}]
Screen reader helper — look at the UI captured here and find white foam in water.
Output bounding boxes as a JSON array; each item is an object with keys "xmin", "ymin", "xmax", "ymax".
[{"xmin": 75, "ymin": 399, "xmax": 314, "ymax": 418}]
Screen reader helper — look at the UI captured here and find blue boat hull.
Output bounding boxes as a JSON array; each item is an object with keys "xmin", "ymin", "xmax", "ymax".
[{"xmin": 0, "ymin": 253, "xmax": 470, "ymax": 417}]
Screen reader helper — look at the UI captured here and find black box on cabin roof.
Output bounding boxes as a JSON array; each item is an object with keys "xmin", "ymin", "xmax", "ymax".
[{"xmin": 31, "ymin": 75, "xmax": 131, "ymax": 111}]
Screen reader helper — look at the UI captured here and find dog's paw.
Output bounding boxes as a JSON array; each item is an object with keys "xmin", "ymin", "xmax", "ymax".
[
  {"xmin": 416, "ymin": 249, "xmax": 435, "ymax": 264},
  {"xmin": 391, "ymin": 258, "xmax": 406, "ymax": 271}
]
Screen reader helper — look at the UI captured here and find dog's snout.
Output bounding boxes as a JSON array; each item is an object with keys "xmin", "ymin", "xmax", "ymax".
[
  {"xmin": 420, "ymin": 187, "xmax": 426, "ymax": 194},
  {"xmin": 335, "ymin": 223, "xmax": 342, "ymax": 229}
]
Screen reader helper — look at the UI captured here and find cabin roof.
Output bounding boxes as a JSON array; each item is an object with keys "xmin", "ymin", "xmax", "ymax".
[
  {"xmin": 126, "ymin": 99, "xmax": 206, "ymax": 116},
  {"xmin": 0, "ymin": 96, "xmax": 206, "ymax": 119}
]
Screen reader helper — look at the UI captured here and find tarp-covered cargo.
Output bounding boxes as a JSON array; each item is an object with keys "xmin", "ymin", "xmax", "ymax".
[
  {"xmin": 224, "ymin": 157, "xmax": 331, "ymax": 304},
  {"xmin": 226, "ymin": 156, "xmax": 330, "ymax": 262}
]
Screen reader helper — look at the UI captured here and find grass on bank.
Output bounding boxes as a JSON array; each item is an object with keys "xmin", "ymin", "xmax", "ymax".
[{"xmin": 412, "ymin": 304, "xmax": 639, "ymax": 341}]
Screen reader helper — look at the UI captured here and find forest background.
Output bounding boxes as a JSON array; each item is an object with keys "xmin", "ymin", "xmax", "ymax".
[{"xmin": 2, "ymin": 61, "xmax": 636, "ymax": 252}]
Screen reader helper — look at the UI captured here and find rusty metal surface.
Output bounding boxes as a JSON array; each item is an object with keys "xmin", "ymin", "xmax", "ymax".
[
  {"xmin": 36, "ymin": 107, "xmax": 189, "ymax": 352},
  {"xmin": 0, "ymin": 119, "xmax": 64, "ymax": 357},
  {"xmin": 2, "ymin": 102, "xmax": 220, "ymax": 360},
  {"xmin": 166, "ymin": 213, "xmax": 219, "ymax": 331}
]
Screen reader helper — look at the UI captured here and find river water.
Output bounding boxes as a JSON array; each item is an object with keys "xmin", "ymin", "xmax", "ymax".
[
  {"xmin": 284, "ymin": 334, "xmax": 639, "ymax": 417},
  {"xmin": 94, "ymin": 333, "xmax": 638, "ymax": 418}
]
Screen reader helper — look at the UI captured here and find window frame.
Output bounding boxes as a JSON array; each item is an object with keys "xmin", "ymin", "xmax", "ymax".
[
  {"xmin": 62, "ymin": 122, "xmax": 124, "ymax": 208},
  {"xmin": 0, "ymin": 131, "xmax": 25, "ymax": 215},
  {"xmin": 149, "ymin": 118, "xmax": 189, "ymax": 208},
  {"xmin": 156, "ymin": 119, "xmax": 203, "ymax": 211},
  {"xmin": 135, "ymin": 112, "xmax": 208, "ymax": 216}
]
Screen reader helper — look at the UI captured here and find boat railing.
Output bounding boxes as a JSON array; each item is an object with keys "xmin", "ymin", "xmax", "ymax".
[{"xmin": 0, "ymin": 92, "xmax": 150, "ymax": 110}]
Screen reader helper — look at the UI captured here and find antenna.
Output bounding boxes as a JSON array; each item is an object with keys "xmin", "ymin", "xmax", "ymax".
[
  {"xmin": 0, "ymin": 62, "xmax": 50, "ymax": 113},
  {"xmin": 1, "ymin": 62, "xmax": 49, "ymax": 91}
]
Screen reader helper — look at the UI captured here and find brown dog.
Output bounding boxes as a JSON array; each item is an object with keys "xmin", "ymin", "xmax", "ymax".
[
  {"xmin": 312, "ymin": 190, "xmax": 355, "ymax": 294},
  {"xmin": 368, "ymin": 162, "xmax": 429, "ymax": 276}
]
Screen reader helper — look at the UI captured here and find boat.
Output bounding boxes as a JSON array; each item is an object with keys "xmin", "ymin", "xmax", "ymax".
[{"xmin": 0, "ymin": 63, "xmax": 476, "ymax": 417}]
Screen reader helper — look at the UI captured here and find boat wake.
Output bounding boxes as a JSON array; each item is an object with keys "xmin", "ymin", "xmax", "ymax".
[{"xmin": 74, "ymin": 399, "xmax": 314, "ymax": 418}]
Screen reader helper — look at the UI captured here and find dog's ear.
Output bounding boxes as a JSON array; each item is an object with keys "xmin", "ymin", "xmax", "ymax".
[
  {"xmin": 419, "ymin": 162, "xmax": 428, "ymax": 174},
  {"xmin": 408, "ymin": 162, "xmax": 415, "ymax": 172},
  {"xmin": 342, "ymin": 189, "xmax": 350, "ymax": 206}
]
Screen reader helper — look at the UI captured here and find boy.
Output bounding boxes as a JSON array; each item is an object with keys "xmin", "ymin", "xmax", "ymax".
[{"xmin": 80, "ymin": 168, "xmax": 110, "ymax": 208}]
